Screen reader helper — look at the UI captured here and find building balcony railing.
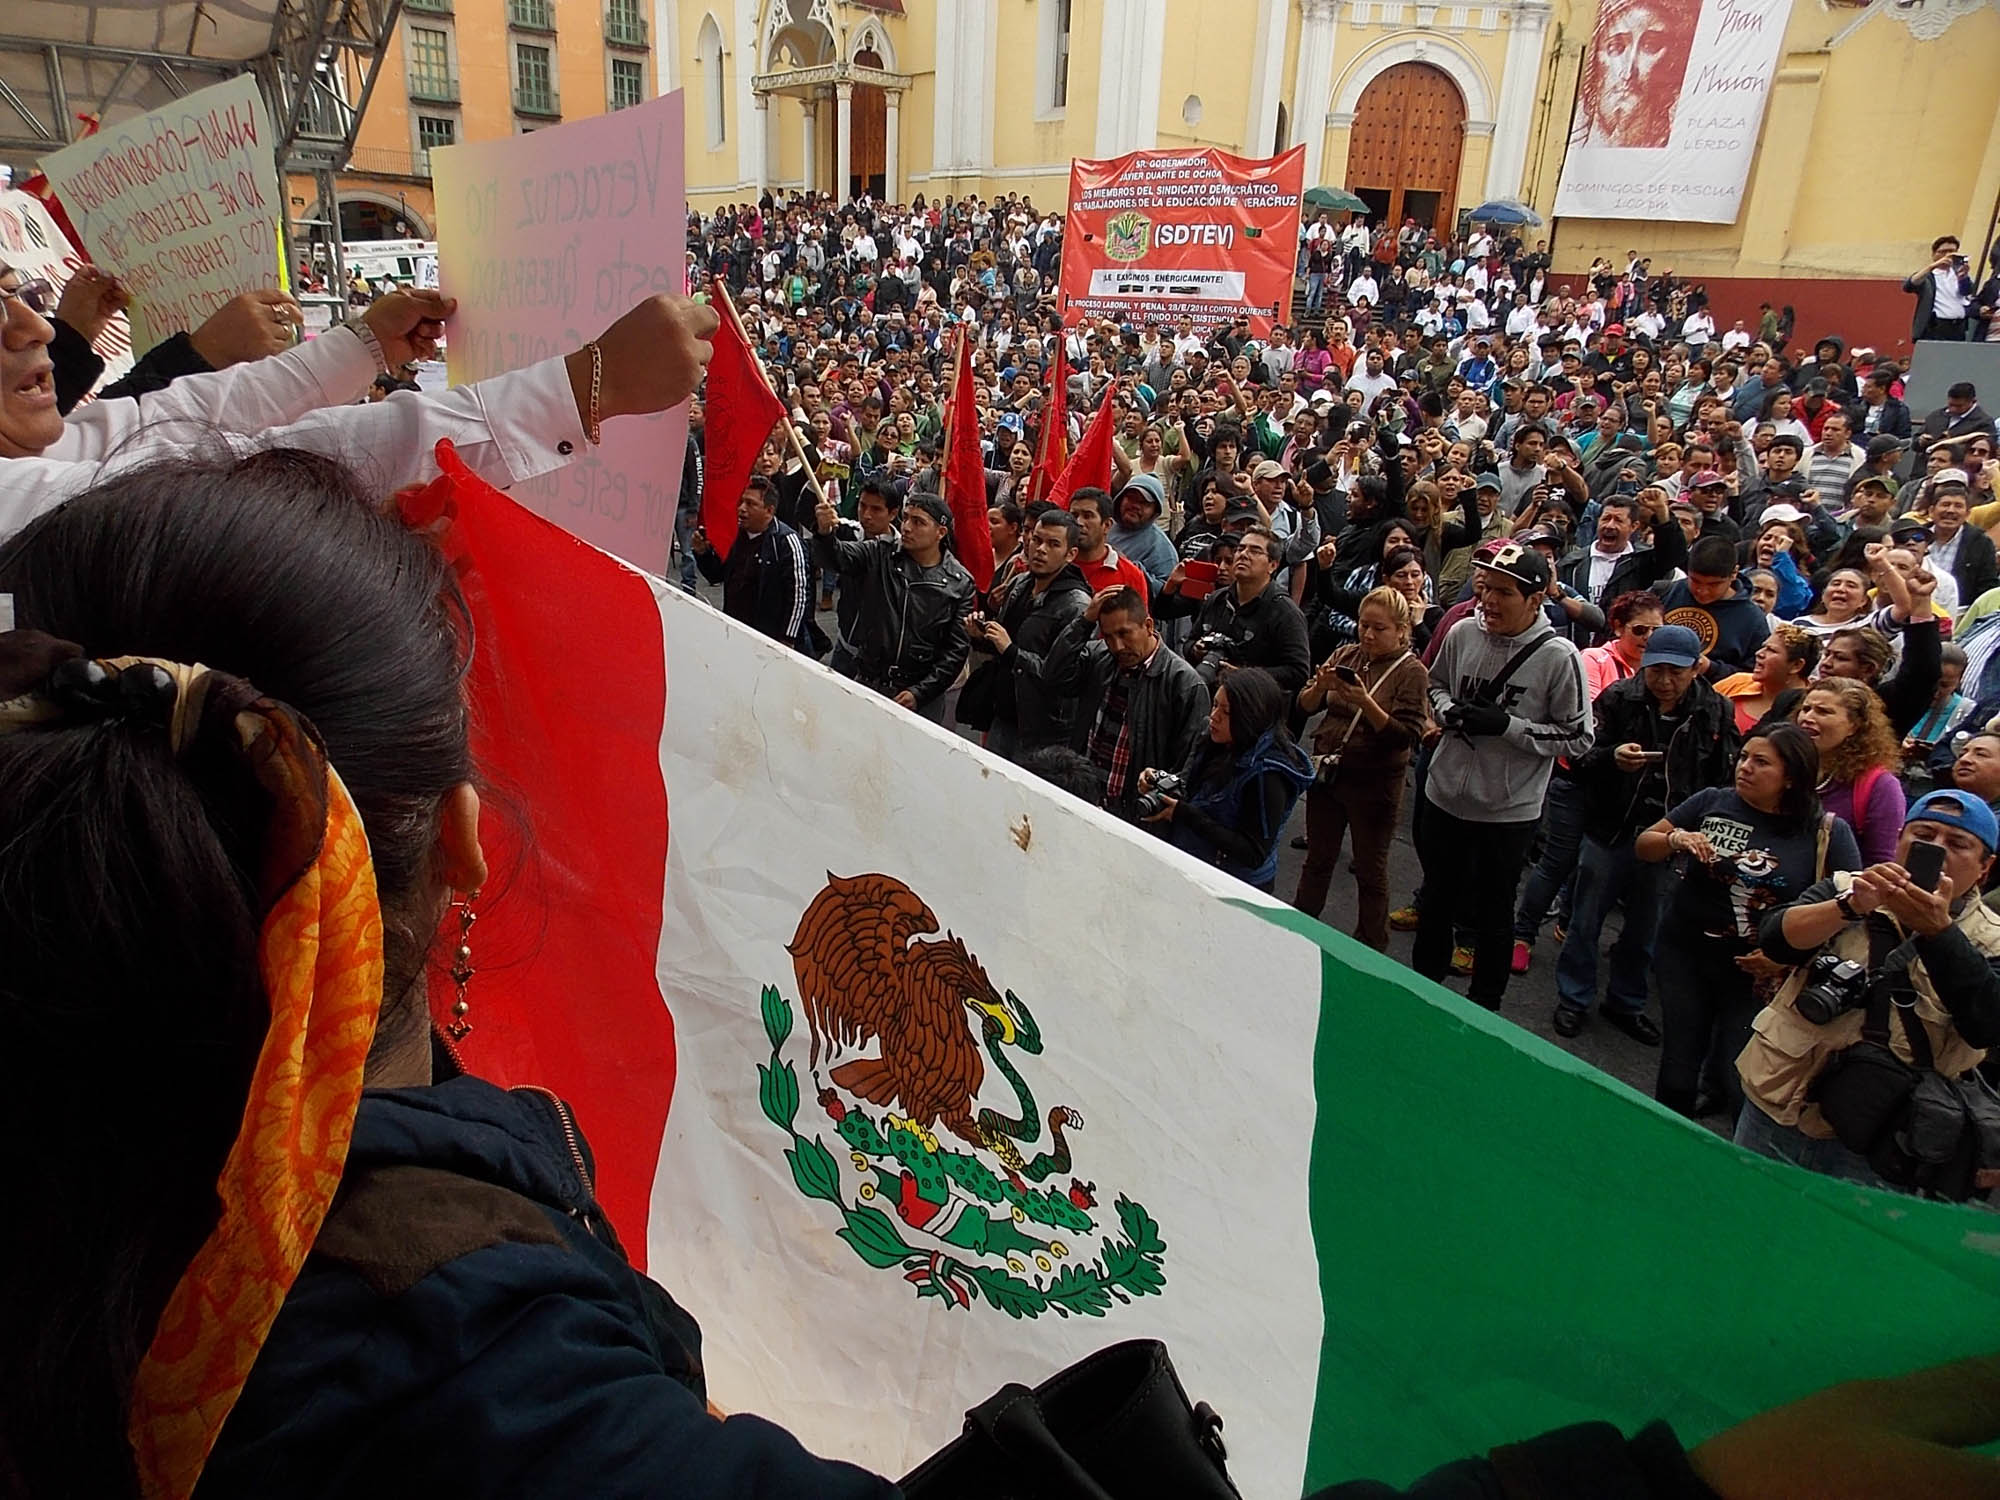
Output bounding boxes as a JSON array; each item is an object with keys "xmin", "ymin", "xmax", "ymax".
[
  {"xmin": 407, "ymin": 70, "xmax": 460, "ymax": 103},
  {"xmin": 604, "ymin": 11, "xmax": 648, "ymax": 47},
  {"xmin": 513, "ymin": 85, "xmax": 561, "ymax": 117},
  {"xmin": 346, "ymin": 146, "xmax": 434, "ymax": 180},
  {"xmin": 508, "ymin": 0, "xmax": 556, "ymax": 30}
]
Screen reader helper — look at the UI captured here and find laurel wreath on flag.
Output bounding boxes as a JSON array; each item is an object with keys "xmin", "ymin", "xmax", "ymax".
[{"xmin": 756, "ymin": 985, "xmax": 1167, "ymax": 1319}]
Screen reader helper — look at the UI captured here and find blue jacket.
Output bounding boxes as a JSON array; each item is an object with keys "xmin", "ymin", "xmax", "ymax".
[{"xmin": 198, "ymin": 1074, "xmax": 897, "ymax": 1500}]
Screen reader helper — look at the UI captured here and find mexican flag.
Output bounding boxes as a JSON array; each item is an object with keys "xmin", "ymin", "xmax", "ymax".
[{"xmin": 424, "ymin": 443, "xmax": 2000, "ymax": 1495}]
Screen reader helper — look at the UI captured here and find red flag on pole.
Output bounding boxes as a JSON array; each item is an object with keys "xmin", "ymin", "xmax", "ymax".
[
  {"xmin": 700, "ymin": 280, "xmax": 787, "ymax": 557},
  {"xmin": 1046, "ymin": 386, "xmax": 1117, "ymax": 510},
  {"xmin": 943, "ymin": 329, "xmax": 995, "ymax": 589},
  {"xmin": 1029, "ymin": 350, "xmax": 1070, "ymax": 503}
]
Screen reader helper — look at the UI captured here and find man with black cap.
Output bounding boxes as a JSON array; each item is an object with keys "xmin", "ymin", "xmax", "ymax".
[
  {"xmin": 813, "ymin": 488, "xmax": 978, "ymax": 720},
  {"xmin": 1107, "ymin": 473, "xmax": 1179, "ymax": 591},
  {"xmin": 1415, "ymin": 540, "xmax": 1592, "ymax": 1010}
]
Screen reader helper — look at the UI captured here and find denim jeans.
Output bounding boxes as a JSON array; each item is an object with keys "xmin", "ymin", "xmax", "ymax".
[
  {"xmin": 1554, "ymin": 835, "xmax": 1667, "ymax": 1016},
  {"xmin": 1733, "ymin": 1101, "xmax": 1888, "ymax": 1190},
  {"xmin": 1512, "ymin": 774, "xmax": 1586, "ymax": 943},
  {"xmin": 1305, "ymin": 272, "xmax": 1327, "ymax": 312},
  {"xmin": 673, "ymin": 505, "xmax": 698, "ymax": 592}
]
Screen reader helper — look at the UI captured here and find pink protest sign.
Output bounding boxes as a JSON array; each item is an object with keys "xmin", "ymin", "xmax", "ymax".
[{"xmin": 431, "ymin": 91, "xmax": 689, "ymax": 570}]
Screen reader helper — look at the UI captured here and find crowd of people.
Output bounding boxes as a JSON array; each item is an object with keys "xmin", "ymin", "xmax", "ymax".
[
  {"xmin": 12, "ymin": 170, "xmax": 2000, "ymax": 1497},
  {"xmin": 679, "ymin": 186, "xmax": 2000, "ymax": 1206}
]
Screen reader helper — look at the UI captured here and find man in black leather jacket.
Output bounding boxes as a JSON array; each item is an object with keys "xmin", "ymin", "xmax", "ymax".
[{"xmin": 813, "ymin": 490, "xmax": 976, "ymax": 720}]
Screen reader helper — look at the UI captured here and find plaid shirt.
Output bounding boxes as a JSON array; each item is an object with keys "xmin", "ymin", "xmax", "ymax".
[{"xmin": 1085, "ymin": 648, "xmax": 1159, "ymax": 805}]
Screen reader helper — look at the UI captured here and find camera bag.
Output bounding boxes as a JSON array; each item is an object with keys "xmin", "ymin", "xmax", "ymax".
[{"xmin": 1811, "ymin": 929, "xmax": 1926, "ymax": 1156}]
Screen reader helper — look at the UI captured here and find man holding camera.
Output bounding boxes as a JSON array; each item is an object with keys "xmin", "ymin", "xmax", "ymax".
[
  {"xmin": 1736, "ymin": 791, "xmax": 2000, "ymax": 1198},
  {"xmin": 1414, "ymin": 542, "xmax": 1593, "ymax": 1010},
  {"xmin": 1904, "ymin": 235, "xmax": 1977, "ymax": 344},
  {"xmin": 1175, "ymin": 526, "xmax": 1312, "ymax": 696},
  {"xmin": 1035, "ymin": 585, "xmax": 1209, "ymax": 824}
]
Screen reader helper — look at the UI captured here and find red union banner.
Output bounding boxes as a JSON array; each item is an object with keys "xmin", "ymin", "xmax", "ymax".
[{"xmin": 1059, "ymin": 145, "xmax": 1305, "ymax": 336}]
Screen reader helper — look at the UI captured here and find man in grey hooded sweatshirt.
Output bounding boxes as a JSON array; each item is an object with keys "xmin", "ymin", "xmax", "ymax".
[
  {"xmin": 1414, "ymin": 541, "xmax": 1593, "ymax": 1010},
  {"xmin": 1107, "ymin": 472, "xmax": 1181, "ymax": 591}
]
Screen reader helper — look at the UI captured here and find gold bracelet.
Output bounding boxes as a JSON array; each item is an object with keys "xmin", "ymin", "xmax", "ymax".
[{"xmin": 585, "ymin": 341, "xmax": 603, "ymax": 445}]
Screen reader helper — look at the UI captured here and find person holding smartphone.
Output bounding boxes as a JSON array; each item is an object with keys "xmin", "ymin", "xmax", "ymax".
[
  {"xmin": 1735, "ymin": 791, "xmax": 2000, "ymax": 1197},
  {"xmin": 1552, "ymin": 624, "xmax": 1740, "ymax": 1041},
  {"xmin": 1904, "ymin": 234, "xmax": 1977, "ymax": 344}
]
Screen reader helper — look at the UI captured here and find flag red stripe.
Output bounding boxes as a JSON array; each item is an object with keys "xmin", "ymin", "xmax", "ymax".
[{"xmin": 424, "ymin": 442, "xmax": 676, "ymax": 1266}]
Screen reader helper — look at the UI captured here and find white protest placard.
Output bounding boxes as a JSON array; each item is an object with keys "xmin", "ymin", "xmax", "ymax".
[
  {"xmin": 38, "ymin": 74, "xmax": 284, "ymax": 351},
  {"xmin": 431, "ymin": 91, "xmax": 689, "ymax": 571},
  {"xmin": 0, "ymin": 188, "xmax": 135, "ymax": 389},
  {"xmin": 1553, "ymin": 0, "xmax": 1790, "ymax": 224}
]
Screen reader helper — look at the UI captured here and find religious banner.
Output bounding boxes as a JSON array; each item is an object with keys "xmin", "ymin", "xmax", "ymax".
[
  {"xmin": 421, "ymin": 445, "xmax": 2000, "ymax": 1495},
  {"xmin": 0, "ymin": 187, "xmax": 134, "ymax": 389},
  {"xmin": 1553, "ymin": 0, "xmax": 1791, "ymax": 223},
  {"xmin": 431, "ymin": 90, "xmax": 689, "ymax": 570},
  {"xmin": 1059, "ymin": 146, "xmax": 1305, "ymax": 336},
  {"xmin": 36, "ymin": 74, "xmax": 283, "ymax": 351}
]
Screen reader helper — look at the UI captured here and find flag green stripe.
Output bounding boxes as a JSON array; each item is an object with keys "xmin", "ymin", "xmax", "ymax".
[{"xmin": 1240, "ymin": 903, "xmax": 2000, "ymax": 1492}]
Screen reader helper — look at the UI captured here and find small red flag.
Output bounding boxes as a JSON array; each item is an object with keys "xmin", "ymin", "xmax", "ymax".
[
  {"xmin": 1046, "ymin": 386, "xmax": 1117, "ymax": 510},
  {"xmin": 700, "ymin": 280, "xmax": 786, "ymax": 558},
  {"xmin": 1030, "ymin": 348, "xmax": 1069, "ymax": 502},
  {"xmin": 943, "ymin": 330, "xmax": 995, "ymax": 589}
]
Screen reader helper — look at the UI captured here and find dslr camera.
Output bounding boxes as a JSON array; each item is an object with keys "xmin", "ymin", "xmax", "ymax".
[
  {"xmin": 1187, "ymin": 632, "xmax": 1235, "ymax": 664},
  {"xmin": 1134, "ymin": 771, "xmax": 1186, "ymax": 820},
  {"xmin": 1794, "ymin": 952, "xmax": 1870, "ymax": 1026}
]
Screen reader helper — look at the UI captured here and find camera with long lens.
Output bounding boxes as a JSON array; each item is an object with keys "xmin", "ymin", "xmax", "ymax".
[
  {"xmin": 1794, "ymin": 952, "xmax": 1871, "ymax": 1025},
  {"xmin": 1134, "ymin": 771, "xmax": 1185, "ymax": 820}
]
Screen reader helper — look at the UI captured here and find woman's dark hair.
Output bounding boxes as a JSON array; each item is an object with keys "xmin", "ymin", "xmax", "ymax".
[
  {"xmin": 1605, "ymin": 588, "xmax": 1664, "ymax": 632},
  {"xmin": 1380, "ymin": 545, "xmax": 1424, "ymax": 579},
  {"xmin": 0, "ymin": 450, "xmax": 471, "ymax": 1495},
  {"xmin": 1743, "ymin": 721, "xmax": 1823, "ymax": 830},
  {"xmin": 1215, "ymin": 666, "xmax": 1290, "ymax": 757}
]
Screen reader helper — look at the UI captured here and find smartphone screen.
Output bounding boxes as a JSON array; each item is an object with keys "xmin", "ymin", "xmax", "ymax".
[{"xmin": 1907, "ymin": 839, "xmax": 1947, "ymax": 893}]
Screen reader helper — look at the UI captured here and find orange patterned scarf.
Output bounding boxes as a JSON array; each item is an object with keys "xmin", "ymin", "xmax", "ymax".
[{"xmin": 123, "ymin": 700, "xmax": 386, "ymax": 1498}]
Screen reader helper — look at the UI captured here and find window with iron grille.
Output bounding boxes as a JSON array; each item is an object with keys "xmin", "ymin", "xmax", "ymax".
[
  {"xmin": 515, "ymin": 43, "xmax": 556, "ymax": 114},
  {"xmin": 409, "ymin": 27, "xmax": 454, "ymax": 100},
  {"xmin": 610, "ymin": 58, "xmax": 645, "ymax": 111},
  {"xmin": 416, "ymin": 114, "xmax": 455, "ymax": 172}
]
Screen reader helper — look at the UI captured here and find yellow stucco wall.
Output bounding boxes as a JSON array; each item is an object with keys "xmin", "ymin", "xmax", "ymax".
[{"xmin": 1550, "ymin": 1, "xmax": 2000, "ymax": 281}]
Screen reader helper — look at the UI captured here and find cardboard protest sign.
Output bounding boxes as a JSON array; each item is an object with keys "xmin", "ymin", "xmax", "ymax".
[
  {"xmin": 37, "ymin": 74, "xmax": 284, "ymax": 351},
  {"xmin": 0, "ymin": 188, "xmax": 134, "ymax": 390},
  {"xmin": 431, "ymin": 91, "xmax": 690, "ymax": 571}
]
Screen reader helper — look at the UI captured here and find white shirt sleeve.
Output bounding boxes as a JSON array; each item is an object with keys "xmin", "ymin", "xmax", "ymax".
[
  {"xmin": 46, "ymin": 327, "xmax": 379, "ymax": 464},
  {"xmin": 0, "ymin": 356, "xmax": 588, "ymax": 544}
]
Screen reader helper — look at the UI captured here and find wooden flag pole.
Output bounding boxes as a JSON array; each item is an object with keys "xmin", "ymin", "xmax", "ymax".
[{"xmin": 711, "ymin": 278, "xmax": 830, "ymax": 510}]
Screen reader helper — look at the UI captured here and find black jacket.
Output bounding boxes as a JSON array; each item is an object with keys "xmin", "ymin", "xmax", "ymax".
[
  {"xmin": 1573, "ymin": 676, "xmax": 1739, "ymax": 845},
  {"xmin": 49, "ymin": 316, "xmax": 216, "ymax": 413},
  {"xmin": 1037, "ymin": 615, "xmax": 1211, "ymax": 819},
  {"xmin": 986, "ymin": 563, "xmax": 1092, "ymax": 749},
  {"xmin": 1940, "ymin": 523, "xmax": 2000, "ymax": 609},
  {"xmin": 1904, "ymin": 263, "xmax": 1977, "ymax": 341},
  {"xmin": 199, "ymin": 1074, "xmax": 894, "ymax": 1500},
  {"xmin": 1187, "ymin": 579, "xmax": 1314, "ymax": 695},
  {"xmin": 1920, "ymin": 402, "xmax": 1998, "ymax": 446},
  {"xmin": 1846, "ymin": 395, "xmax": 1912, "ymax": 442},
  {"xmin": 814, "ymin": 531, "xmax": 976, "ymax": 705},
  {"xmin": 695, "ymin": 518, "xmax": 814, "ymax": 651},
  {"xmin": 1557, "ymin": 517, "xmax": 1688, "ymax": 623}
]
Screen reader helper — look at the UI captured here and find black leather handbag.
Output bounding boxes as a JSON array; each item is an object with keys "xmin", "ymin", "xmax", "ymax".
[{"xmin": 898, "ymin": 1340, "xmax": 1241, "ymax": 1500}]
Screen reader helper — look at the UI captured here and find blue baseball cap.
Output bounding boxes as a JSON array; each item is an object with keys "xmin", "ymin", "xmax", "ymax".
[
  {"xmin": 1641, "ymin": 623, "xmax": 1703, "ymax": 669},
  {"xmin": 1905, "ymin": 790, "xmax": 2000, "ymax": 854}
]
